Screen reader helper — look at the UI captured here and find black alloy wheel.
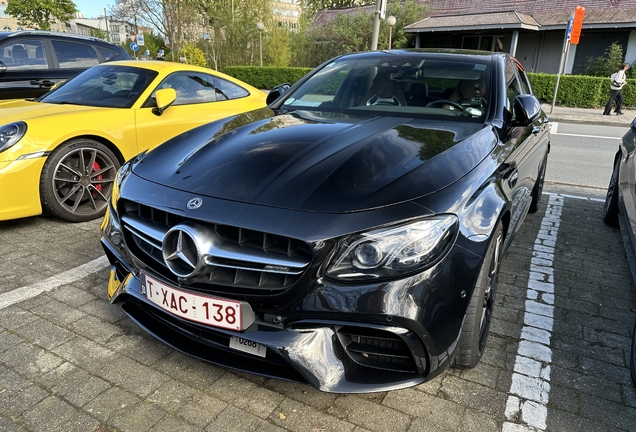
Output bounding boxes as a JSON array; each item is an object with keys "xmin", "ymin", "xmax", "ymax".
[
  {"xmin": 529, "ymin": 153, "xmax": 548, "ymax": 213},
  {"xmin": 40, "ymin": 138, "xmax": 120, "ymax": 222},
  {"xmin": 603, "ymin": 155, "xmax": 620, "ymax": 227},
  {"xmin": 454, "ymin": 224, "xmax": 504, "ymax": 369}
]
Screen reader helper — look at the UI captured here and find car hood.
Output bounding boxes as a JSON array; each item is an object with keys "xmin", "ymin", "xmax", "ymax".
[
  {"xmin": 0, "ymin": 99, "xmax": 106, "ymax": 123},
  {"xmin": 133, "ymin": 109, "xmax": 495, "ymax": 213}
]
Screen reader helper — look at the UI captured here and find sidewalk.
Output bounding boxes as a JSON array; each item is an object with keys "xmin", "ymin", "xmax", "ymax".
[{"xmin": 541, "ymin": 102, "xmax": 635, "ymax": 126}]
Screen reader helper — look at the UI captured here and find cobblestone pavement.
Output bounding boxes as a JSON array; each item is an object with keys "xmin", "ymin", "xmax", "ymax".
[{"xmin": 0, "ymin": 184, "xmax": 635, "ymax": 431}]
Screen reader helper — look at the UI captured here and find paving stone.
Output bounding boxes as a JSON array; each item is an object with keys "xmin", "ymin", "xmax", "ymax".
[
  {"xmin": 66, "ymin": 314, "xmax": 124, "ymax": 344},
  {"xmin": 0, "ymin": 342, "xmax": 64, "ymax": 377},
  {"xmin": 546, "ymin": 384, "xmax": 580, "ymax": 415},
  {"xmin": 0, "ymin": 384, "xmax": 49, "ymax": 418},
  {"xmin": 204, "ymin": 405, "xmax": 273, "ymax": 432},
  {"xmin": 50, "ymin": 285, "xmax": 98, "ymax": 308},
  {"xmin": 459, "ymin": 408, "xmax": 501, "ymax": 431},
  {"xmin": 13, "ymin": 316, "xmax": 75, "ymax": 350},
  {"xmin": 108, "ymin": 400, "xmax": 167, "ymax": 432},
  {"xmin": 271, "ymin": 397, "xmax": 355, "ymax": 432},
  {"xmin": 204, "ymin": 372, "xmax": 284, "ymax": 419},
  {"xmin": 51, "ymin": 336, "xmax": 118, "ymax": 375},
  {"xmin": 0, "ymin": 305, "xmax": 39, "ymax": 331},
  {"xmin": 78, "ymin": 298, "xmax": 128, "ymax": 324},
  {"xmin": 384, "ymin": 388, "xmax": 464, "ymax": 429},
  {"xmin": 0, "ymin": 416, "xmax": 26, "ymax": 432},
  {"xmin": 437, "ymin": 375, "xmax": 507, "ymax": 419},
  {"xmin": 48, "ymin": 364, "xmax": 112, "ymax": 407},
  {"xmin": 83, "ymin": 386, "xmax": 143, "ymax": 422},
  {"xmin": 105, "ymin": 332, "xmax": 173, "ymax": 366},
  {"xmin": 21, "ymin": 395, "xmax": 100, "ymax": 432},
  {"xmin": 0, "ymin": 331, "xmax": 23, "ymax": 353},
  {"xmin": 152, "ymin": 351, "xmax": 225, "ymax": 392},
  {"xmin": 149, "ymin": 414, "xmax": 206, "ymax": 432},
  {"xmin": 458, "ymin": 362, "xmax": 501, "ymax": 388},
  {"xmin": 328, "ymin": 395, "xmax": 411, "ymax": 432},
  {"xmin": 26, "ymin": 297, "xmax": 88, "ymax": 327},
  {"xmin": 175, "ymin": 391, "xmax": 227, "ymax": 428},
  {"xmin": 95, "ymin": 355, "xmax": 171, "ymax": 398},
  {"xmin": 146, "ymin": 379, "xmax": 199, "ymax": 413},
  {"xmin": 579, "ymin": 392, "xmax": 636, "ymax": 430},
  {"xmin": 262, "ymin": 379, "xmax": 338, "ymax": 411},
  {"xmin": 546, "ymin": 407, "xmax": 612, "ymax": 432},
  {"xmin": 550, "ymin": 364, "xmax": 624, "ymax": 404}
]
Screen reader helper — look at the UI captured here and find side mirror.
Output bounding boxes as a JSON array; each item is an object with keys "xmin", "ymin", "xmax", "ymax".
[
  {"xmin": 512, "ymin": 94, "xmax": 541, "ymax": 125},
  {"xmin": 630, "ymin": 117, "xmax": 636, "ymax": 133},
  {"xmin": 266, "ymin": 83, "xmax": 291, "ymax": 105},
  {"xmin": 152, "ymin": 88, "xmax": 177, "ymax": 116}
]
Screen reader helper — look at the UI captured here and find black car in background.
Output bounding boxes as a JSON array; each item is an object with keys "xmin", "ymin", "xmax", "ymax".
[
  {"xmin": 603, "ymin": 117, "xmax": 636, "ymax": 385},
  {"xmin": 101, "ymin": 49, "xmax": 551, "ymax": 393},
  {"xmin": 0, "ymin": 31, "xmax": 131, "ymax": 100}
]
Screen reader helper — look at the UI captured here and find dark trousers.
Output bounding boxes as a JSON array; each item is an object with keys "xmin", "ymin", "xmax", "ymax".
[{"xmin": 604, "ymin": 89, "xmax": 624, "ymax": 114}]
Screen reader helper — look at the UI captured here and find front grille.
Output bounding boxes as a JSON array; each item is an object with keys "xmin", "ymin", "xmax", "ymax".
[
  {"xmin": 120, "ymin": 200, "xmax": 313, "ymax": 296},
  {"xmin": 336, "ymin": 326, "xmax": 418, "ymax": 373}
]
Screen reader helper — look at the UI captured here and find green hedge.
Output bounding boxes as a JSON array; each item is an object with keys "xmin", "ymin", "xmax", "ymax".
[
  {"xmin": 528, "ymin": 72, "xmax": 636, "ymax": 108},
  {"xmin": 223, "ymin": 66, "xmax": 312, "ymax": 90},
  {"xmin": 222, "ymin": 67, "xmax": 635, "ymax": 108}
]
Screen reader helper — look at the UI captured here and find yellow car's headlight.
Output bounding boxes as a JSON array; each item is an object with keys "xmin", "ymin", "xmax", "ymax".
[{"xmin": 0, "ymin": 121, "xmax": 27, "ymax": 153}]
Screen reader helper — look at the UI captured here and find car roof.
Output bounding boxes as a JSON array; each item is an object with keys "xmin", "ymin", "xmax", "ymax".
[{"xmin": 0, "ymin": 30, "xmax": 119, "ymax": 46}]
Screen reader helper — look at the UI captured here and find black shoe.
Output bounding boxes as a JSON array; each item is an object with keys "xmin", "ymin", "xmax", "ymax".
[
  {"xmin": 617, "ymin": 112, "xmax": 625, "ymax": 115},
  {"xmin": 603, "ymin": 113, "xmax": 611, "ymax": 115}
]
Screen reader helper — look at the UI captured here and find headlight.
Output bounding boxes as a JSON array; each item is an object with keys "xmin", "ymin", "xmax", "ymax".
[
  {"xmin": 0, "ymin": 121, "xmax": 27, "ymax": 153},
  {"xmin": 326, "ymin": 215, "xmax": 458, "ymax": 281},
  {"xmin": 112, "ymin": 150, "xmax": 148, "ymax": 205}
]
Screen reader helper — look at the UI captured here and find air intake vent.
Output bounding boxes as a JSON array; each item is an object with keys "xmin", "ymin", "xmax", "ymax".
[{"xmin": 336, "ymin": 326, "xmax": 417, "ymax": 373}]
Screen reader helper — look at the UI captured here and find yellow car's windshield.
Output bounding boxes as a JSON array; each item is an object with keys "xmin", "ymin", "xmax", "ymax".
[{"xmin": 39, "ymin": 65, "xmax": 158, "ymax": 108}]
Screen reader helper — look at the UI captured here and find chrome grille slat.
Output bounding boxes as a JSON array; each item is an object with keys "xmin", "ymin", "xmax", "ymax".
[{"xmin": 120, "ymin": 201, "xmax": 313, "ymax": 295}]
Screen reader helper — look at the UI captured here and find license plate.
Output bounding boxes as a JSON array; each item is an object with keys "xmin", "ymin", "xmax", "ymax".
[
  {"xmin": 140, "ymin": 272, "xmax": 254, "ymax": 331},
  {"xmin": 229, "ymin": 337, "xmax": 267, "ymax": 358}
]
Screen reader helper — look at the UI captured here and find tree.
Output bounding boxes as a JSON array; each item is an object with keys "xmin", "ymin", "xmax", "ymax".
[
  {"xmin": 6, "ymin": 0, "xmax": 76, "ymax": 30},
  {"xmin": 294, "ymin": 0, "xmax": 427, "ymax": 67},
  {"xmin": 300, "ymin": 0, "xmax": 367, "ymax": 18},
  {"xmin": 180, "ymin": 42, "xmax": 206, "ymax": 66},
  {"xmin": 582, "ymin": 42, "xmax": 625, "ymax": 77}
]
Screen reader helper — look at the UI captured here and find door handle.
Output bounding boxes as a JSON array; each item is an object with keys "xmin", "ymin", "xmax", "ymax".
[{"xmin": 30, "ymin": 79, "xmax": 55, "ymax": 87}]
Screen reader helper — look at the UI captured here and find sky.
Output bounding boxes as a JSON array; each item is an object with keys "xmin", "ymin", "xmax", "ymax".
[{"xmin": 74, "ymin": 0, "xmax": 113, "ymax": 19}]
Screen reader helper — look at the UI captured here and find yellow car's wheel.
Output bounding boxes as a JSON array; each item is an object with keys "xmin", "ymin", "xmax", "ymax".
[{"xmin": 40, "ymin": 138, "xmax": 120, "ymax": 222}]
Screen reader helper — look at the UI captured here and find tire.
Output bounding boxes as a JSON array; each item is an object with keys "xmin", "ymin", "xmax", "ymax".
[
  {"xmin": 603, "ymin": 156, "xmax": 620, "ymax": 227},
  {"xmin": 454, "ymin": 224, "xmax": 504, "ymax": 369},
  {"xmin": 40, "ymin": 138, "xmax": 120, "ymax": 222},
  {"xmin": 529, "ymin": 153, "xmax": 548, "ymax": 214}
]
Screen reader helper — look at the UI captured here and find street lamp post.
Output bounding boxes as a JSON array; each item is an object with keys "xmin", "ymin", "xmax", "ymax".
[
  {"xmin": 386, "ymin": 16, "xmax": 396, "ymax": 50},
  {"xmin": 256, "ymin": 21, "xmax": 265, "ymax": 67}
]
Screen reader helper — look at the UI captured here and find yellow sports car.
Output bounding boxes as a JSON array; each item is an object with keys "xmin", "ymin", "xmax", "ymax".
[{"xmin": 0, "ymin": 60, "xmax": 267, "ymax": 222}]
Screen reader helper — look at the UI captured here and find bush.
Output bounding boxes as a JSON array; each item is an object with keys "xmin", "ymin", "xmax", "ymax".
[
  {"xmin": 223, "ymin": 66, "xmax": 312, "ymax": 90},
  {"xmin": 528, "ymin": 72, "xmax": 635, "ymax": 108}
]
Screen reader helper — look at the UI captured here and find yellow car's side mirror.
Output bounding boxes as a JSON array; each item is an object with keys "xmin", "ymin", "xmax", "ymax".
[{"xmin": 152, "ymin": 88, "xmax": 177, "ymax": 116}]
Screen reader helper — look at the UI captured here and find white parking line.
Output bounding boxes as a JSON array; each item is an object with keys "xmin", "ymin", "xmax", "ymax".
[
  {"xmin": 503, "ymin": 193, "xmax": 564, "ymax": 431},
  {"xmin": 0, "ymin": 255, "xmax": 109, "ymax": 310}
]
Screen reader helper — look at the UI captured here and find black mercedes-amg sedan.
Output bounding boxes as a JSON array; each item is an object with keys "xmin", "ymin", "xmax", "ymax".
[{"xmin": 101, "ymin": 49, "xmax": 551, "ymax": 393}]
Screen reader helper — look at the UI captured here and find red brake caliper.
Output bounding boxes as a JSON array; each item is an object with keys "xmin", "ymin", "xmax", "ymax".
[{"xmin": 92, "ymin": 161, "xmax": 102, "ymax": 197}]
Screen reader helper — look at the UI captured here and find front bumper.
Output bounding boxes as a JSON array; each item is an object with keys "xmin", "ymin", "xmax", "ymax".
[
  {"xmin": 101, "ymin": 195, "xmax": 484, "ymax": 392},
  {"xmin": 0, "ymin": 157, "xmax": 46, "ymax": 221}
]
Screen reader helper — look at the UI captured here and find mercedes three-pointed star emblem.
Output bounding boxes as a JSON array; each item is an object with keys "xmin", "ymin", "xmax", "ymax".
[{"xmin": 162, "ymin": 226, "xmax": 200, "ymax": 278}]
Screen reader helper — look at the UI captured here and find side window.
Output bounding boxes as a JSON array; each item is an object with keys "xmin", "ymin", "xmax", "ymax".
[
  {"xmin": 97, "ymin": 47, "xmax": 117, "ymax": 61},
  {"xmin": 52, "ymin": 40, "xmax": 99, "ymax": 68},
  {"xmin": 154, "ymin": 72, "xmax": 217, "ymax": 105},
  {"xmin": 0, "ymin": 40, "xmax": 48, "ymax": 70},
  {"xmin": 518, "ymin": 71, "xmax": 532, "ymax": 95},
  {"xmin": 505, "ymin": 59, "xmax": 523, "ymax": 113},
  {"xmin": 213, "ymin": 77, "xmax": 249, "ymax": 100}
]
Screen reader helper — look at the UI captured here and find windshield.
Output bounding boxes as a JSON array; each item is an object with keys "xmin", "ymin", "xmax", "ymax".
[
  {"xmin": 39, "ymin": 65, "xmax": 158, "ymax": 108},
  {"xmin": 282, "ymin": 54, "xmax": 492, "ymax": 122}
]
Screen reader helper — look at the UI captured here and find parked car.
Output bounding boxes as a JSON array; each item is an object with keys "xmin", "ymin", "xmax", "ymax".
[
  {"xmin": 602, "ymin": 117, "xmax": 636, "ymax": 385},
  {"xmin": 0, "ymin": 60, "xmax": 267, "ymax": 222},
  {"xmin": 0, "ymin": 30, "xmax": 132, "ymax": 100},
  {"xmin": 102, "ymin": 49, "xmax": 551, "ymax": 393}
]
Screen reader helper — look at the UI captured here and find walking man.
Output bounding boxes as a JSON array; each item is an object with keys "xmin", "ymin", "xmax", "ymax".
[{"xmin": 604, "ymin": 62, "xmax": 630, "ymax": 115}]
